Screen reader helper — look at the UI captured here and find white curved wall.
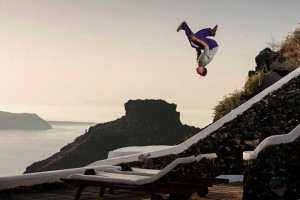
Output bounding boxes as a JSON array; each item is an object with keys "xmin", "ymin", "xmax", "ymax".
[{"xmin": 243, "ymin": 124, "xmax": 300, "ymax": 160}]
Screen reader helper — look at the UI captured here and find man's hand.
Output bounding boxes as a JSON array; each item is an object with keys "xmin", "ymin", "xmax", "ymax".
[
  {"xmin": 190, "ymin": 35, "xmax": 208, "ymax": 48},
  {"xmin": 189, "ymin": 35, "xmax": 197, "ymax": 42}
]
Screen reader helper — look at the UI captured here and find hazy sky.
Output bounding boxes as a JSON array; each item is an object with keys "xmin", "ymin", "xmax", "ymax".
[{"xmin": 0, "ymin": 1, "xmax": 299, "ymax": 127}]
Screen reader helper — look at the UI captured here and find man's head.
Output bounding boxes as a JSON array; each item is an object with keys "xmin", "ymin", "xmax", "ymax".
[{"xmin": 196, "ymin": 66, "xmax": 207, "ymax": 77}]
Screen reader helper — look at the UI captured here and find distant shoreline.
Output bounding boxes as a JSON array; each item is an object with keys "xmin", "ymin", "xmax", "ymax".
[{"xmin": 47, "ymin": 121, "xmax": 97, "ymax": 126}]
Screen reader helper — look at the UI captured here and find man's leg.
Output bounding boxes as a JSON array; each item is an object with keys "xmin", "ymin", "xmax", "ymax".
[
  {"xmin": 177, "ymin": 21, "xmax": 199, "ymax": 48},
  {"xmin": 177, "ymin": 21, "xmax": 193, "ymax": 36},
  {"xmin": 194, "ymin": 28, "xmax": 214, "ymax": 38},
  {"xmin": 195, "ymin": 25, "xmax": 218, "ymax": 37}
]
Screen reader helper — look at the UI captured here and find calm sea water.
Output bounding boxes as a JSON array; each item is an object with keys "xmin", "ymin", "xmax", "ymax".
[{"xmin": 0, "ymin": 123, "xmax": 95, "ymax": 177}]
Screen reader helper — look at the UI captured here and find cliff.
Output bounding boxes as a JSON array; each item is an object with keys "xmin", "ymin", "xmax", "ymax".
[
  {"xmin": 0, "ymin": 111, "xmax": 52, "ymax": 130},
  {"xmin": 24, "ymin": 99, "xmax": 200, "ymax": 173}
]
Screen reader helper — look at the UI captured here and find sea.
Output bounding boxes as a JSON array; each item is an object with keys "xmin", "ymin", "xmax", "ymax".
[{"xmin": 0, "ymin": 122, "xmax": 96, "ymax": 177}]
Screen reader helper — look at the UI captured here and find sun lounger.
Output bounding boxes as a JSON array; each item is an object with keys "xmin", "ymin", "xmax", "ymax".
[{"xmin": 61, "ymin": 155, "xmax": 228, "ymax": 200}]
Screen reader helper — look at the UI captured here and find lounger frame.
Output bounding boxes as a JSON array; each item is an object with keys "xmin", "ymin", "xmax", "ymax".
[{"xmin": 61, "ymin": 157, "xmax": 228, "ymax": 200}]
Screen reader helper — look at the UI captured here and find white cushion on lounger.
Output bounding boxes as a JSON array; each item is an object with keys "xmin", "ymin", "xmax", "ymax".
[{"xmin": 100, "ymin": 167, "xmax": 160, "ymax": 176}]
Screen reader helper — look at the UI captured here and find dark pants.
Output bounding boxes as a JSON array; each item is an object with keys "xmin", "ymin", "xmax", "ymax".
[{"xmin": 181, "ymin": 22, "xmax": 213, "ymax": 49}]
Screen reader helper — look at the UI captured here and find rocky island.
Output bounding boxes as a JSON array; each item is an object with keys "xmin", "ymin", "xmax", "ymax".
[{"xmin": 0, "ymin": 111, "xmax": 52, "ymax": 130}]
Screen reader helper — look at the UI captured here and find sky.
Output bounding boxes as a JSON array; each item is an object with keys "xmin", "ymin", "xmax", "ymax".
[{"xmin": 0, "ymin": 0, "xmax": 299, "ymax": 127}]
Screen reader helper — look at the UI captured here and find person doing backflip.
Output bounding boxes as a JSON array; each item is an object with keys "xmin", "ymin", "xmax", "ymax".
[{"xmin": 177, "ymin": 21, "xmax": 218, "ymax": 77}]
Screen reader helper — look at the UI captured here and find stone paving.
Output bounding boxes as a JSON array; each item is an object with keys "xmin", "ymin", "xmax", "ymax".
[{"xmin": 1, "ymin": 182, "xmax": 243, "ymax": 200}]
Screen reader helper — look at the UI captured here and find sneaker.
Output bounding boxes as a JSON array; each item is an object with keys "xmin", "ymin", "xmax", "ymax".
[
  {"xmin": 212, "ymin": 25, "xmax": 218, "ymax": 36},
  {"xmin": 177, "ymin": 21, "xmax": 185, "ymax": 32}
]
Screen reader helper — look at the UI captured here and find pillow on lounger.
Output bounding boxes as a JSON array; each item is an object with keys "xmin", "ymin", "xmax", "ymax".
[
  {"xmin": 120, "ymin": 163, "xmax": 133, "ymax": 171},
  {"xmin": 84, "ymin": 168, "xmax": 96, "ymax": 175}
]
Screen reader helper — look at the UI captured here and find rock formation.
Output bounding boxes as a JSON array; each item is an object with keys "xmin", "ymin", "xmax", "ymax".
[
  {"xmin": 24, "ymin": 99, "xmax": 200, "ymax": 173},
  {"xmin": 249, "ymin": 47, "xmax": 297, "ymax": 90}
]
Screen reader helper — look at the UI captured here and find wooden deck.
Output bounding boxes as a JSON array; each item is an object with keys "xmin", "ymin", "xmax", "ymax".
[{"xmin": 1, "ymin": 182, "xmax": 243, "ymax": 200}]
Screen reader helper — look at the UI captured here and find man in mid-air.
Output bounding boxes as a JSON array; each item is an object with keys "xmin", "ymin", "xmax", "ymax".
[{"xmin": 177, "ymin": 21, "xmax": 218, "ymax": 77}]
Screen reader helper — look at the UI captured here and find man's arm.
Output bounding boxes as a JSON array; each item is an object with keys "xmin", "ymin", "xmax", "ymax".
[
  {"xmin": 190, "ymin": 35, "xmax": 208, "ymax": 48},
  {"xmin": 196, "ymin": 48, "xmax": 202, "ymax": 60}
]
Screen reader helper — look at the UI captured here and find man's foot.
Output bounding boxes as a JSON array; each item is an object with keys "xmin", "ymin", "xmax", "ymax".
[
  {"xmin": 177, "ymin": 21, "xmax": 185, "ymax": 32},
  {"xmin": 212, "ymin": 25, "xmax": 218, "ymax": 36}
]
